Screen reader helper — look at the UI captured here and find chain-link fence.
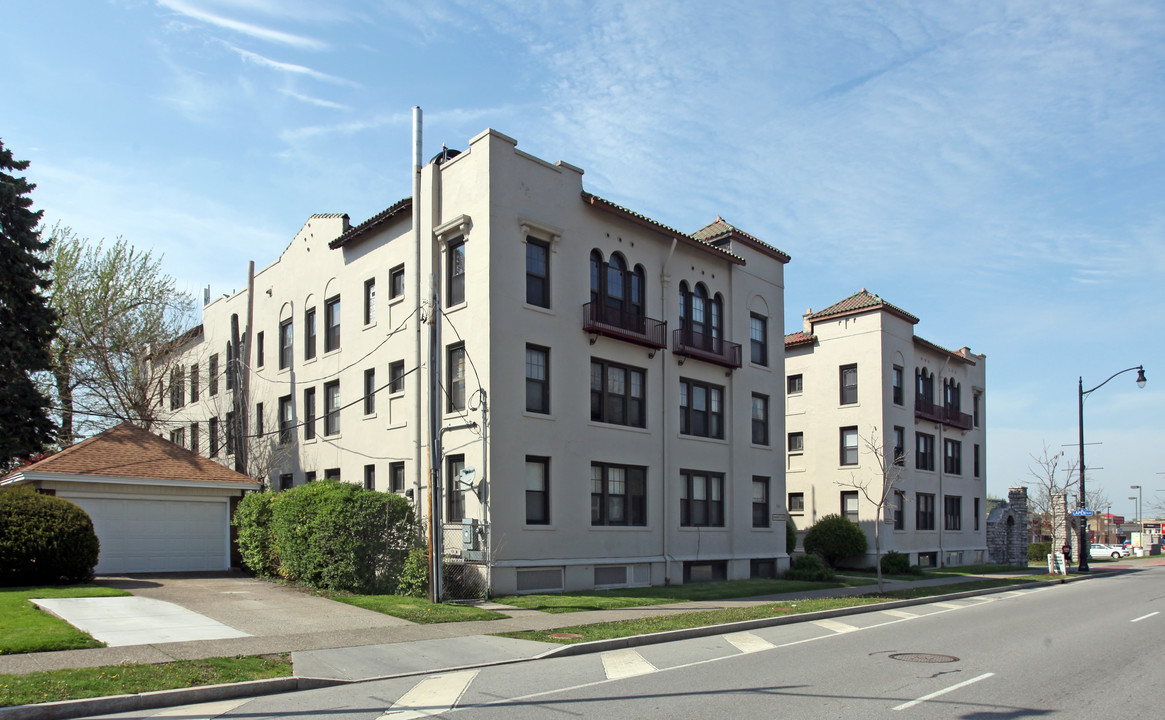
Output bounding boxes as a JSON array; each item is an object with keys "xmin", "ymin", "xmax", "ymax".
[{"xmin": 440, "ymin": 520, "xmax": 490, "ymax": 601}]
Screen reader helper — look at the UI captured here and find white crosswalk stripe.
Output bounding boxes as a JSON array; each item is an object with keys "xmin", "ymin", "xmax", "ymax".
[
  {"xmin": 601, "ymin": 648, "xmax": 658, "ymax": 679},
  {"xmin": 881, "ymin": 609, "xmax": 918, "ymax": 619},
  {"xmin": 150, "ymin": 698, "xmax": 252, "ymax": 719},
  {"xmin": 812, "ymin": 618, "xmax": 859, "ymax": 634},
  {"xmin": 724, "ymin": 631, "xmax": 775, "ymax": 653},
  {"xmin": 933, "ymin": 601, "xmax": 965, "ymax": 609},
  {"xmin": 379, "ymin": 670, "xmax": 479, "ymax": 719}
]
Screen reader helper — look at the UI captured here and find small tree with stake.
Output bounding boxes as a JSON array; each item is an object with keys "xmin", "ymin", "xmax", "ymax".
[{"xmin": 836, "ymin": 427, "xmax": 904, "ymax": 593}]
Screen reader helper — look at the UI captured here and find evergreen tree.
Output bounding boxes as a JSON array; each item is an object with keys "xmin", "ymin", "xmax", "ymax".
[{"xmin": 0, "ymin": 140, "xmax": 58, "ymax": 468}]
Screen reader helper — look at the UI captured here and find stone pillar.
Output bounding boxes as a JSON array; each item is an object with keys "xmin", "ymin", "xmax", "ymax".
[
  {"xmin": 1006, "ymin": 486, "xmax": 1028, "ymax": 565},
  {"xmin": 1050, "ymin": 491, "xmax": 1076, "ymax": 563}
]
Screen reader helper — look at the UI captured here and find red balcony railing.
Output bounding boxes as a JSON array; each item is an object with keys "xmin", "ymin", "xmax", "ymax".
[
  {"xmin": 915, "ymin": 398, "xmax": 974, "ymax": 430},
  {"xmin": 672, "ymin": 328, "xmax": 742, "ymax": 369},
  {"xmin": 582, "ymin": 302, "xmax": 667, "ymax": 350}
]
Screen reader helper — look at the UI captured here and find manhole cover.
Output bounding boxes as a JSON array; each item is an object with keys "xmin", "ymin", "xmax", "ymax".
[{"xmin": 888, "ymin": 653, "xmax": 959, "ymax": 663}]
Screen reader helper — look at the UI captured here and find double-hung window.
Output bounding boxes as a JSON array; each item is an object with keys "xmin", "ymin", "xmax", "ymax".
[
  {"xmin": 209, "ymin": 354, "xmax": 219, "ymax": 395},
  {"xmin": 447, "ymin": 454, "xmax": 465, "ymax": 521},
  {"xmin": 893, "ymin": 491, "xmax": 905, "ymax": 530},
  {"xmin": 892, "ymin": 365, "xmax": 904, "ymax": 405},
  {"xmin": 447, "ymin": 238, "xmax": 465, "ymax": 306},
  {"xmin": 304, "ymin": 308, "xmax": 317, "ymax": 360},
  {"xmin": 917, "ymin": 493, "xmax": 936, "ymax": 530},
  {"xmin": 256, "ymin": 331, "xmax": 265, "ymax": 368},
  {"xmin": 190, "ymin": 364, "xmax": 199, "ymax": 402},
  {"xmin": 209, "ymin": 417, "xmax": 220, "ymax": 455},
  {"xmin": 389, "ymin": 360, "xmax": 405, "ymax": 393},
  {"xmin": 591, "ymin": 463, "xmax": 646, "ymax": 526},
  {"xmin": 170, "ymin": 366, "xmax": 184, "ymax": 409},
  {"xmin": 389, "ymin": 461, "xmax": 405, "ymax": 493},
  {"xmin": 279, "ymin": 319, "xmax": 293, "ymax": 370},
  {"xmin": 364, "ymin": 278, "xmax": 376, "ymax": 325},
  {"xmin": 324, "ymin": 380, "xmax": 340, "ymax": 436},
  {"xmin": 324, "ymin": 296, "xmax": 341, "ymax": 353},
  {"xmin": 787, "ymin": 374, "xmax": 803, "ymax": 394},
  {"xmin": 303, "ymin": 387, "xmax": 316, "ymax": 440},
  {"xmin": 525, "ymin": 345, "xmax": 549, "ymax": 414},
  {"xmin": 841, "ymin": 491, "xmax": 859, "ymax": 522},
  {"xmin": 364, "ymin": 464, "xmax": 375, "ymax": 490},
  {"xmin": 680, "ymin": 470, "xmax": 724, "ymax": 527},
  {"xmin": 363, "ymin": 368, "xmax": 376, "ymax": 415},
  {"xmin": 590, "ymin": 359, "xmax": 645, "ymax": 427},
  {"xmin": 788, "ymin": 431, "xmax": 804, "ymax": 453},
  {"xmin": 751, "ymin": 393, "xmax": 769, "ymax": 445},
  {"xmin": 752, "ymin": 477, "xmax": 770, "ymax": 528},
  {"xmin": 944, "ymin": 439, "xmax": 962, "ymax": 474},
  {"xmin": 278, "ymin": 396, "xmax": 292, "ymax": 444},
  {"xmin": 749, "ymin": 313, "xmax": 768, "ymax": 366},
  {"xmin": 893, "ymin": 426, "xmax": 906, "ymax": 466},
  {"xmin": 390, "ymin": 265, "xmax": 405, "ymax": 300},
  {"xmin": 945, "ymin": 495, "xmax": 962, "ymax": 530},
  {"xmin": 839, "ymin": 364, "xmax": 858, "ymax": 405},
  {"xmin": 526, "ymin": 238, "xmax": 550, "ymax": 308},
  {"xmin": 840, "ymin": 426, "xmax": 859, "ymax": 466},
  {"xmin": 679, "ymin": 378, "xmax": 723, "ymax": 439},
  {"xmin": 447, "ymin": 344, "xmax": 466, "ymax": 412},
  {"xmin": 525, "ymin": 456, "xmax": 549, "ymax": 525},
  {"xmin": 917, "ymin": 432, "xmax": 935, "ymax": 471},
  {"xmin": 788, "ymin": 492, "xmax": 805, "ymax": 513}
]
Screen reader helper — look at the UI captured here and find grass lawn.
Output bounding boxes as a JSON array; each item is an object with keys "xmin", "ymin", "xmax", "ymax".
[
  {"xmin": 498, "ymin": 575, "xmax": 1061, "ymax": 644},
  {"xmin": 0, "ymin": 585, "xmax": 131, "ymax": 655},
  {"xmin": 0, "ymin": 655, "xmax": 292, "ymax": 707},
  {"xmin": 492, "ymin": 577, "xmax": 873, "ymax": 614},
  {"xmin": 840, "ymin": 563, "xmax": 1031, "ymax": 582},
  {"xmin": 328, "ymin": 594, "xmax": 506, "ymax": 623}
]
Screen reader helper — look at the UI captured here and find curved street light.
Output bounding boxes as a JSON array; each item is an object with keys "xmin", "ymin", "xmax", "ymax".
[{"xmin": 1077, "ymin": 365, "xmax": 1147, "ymax": 571}]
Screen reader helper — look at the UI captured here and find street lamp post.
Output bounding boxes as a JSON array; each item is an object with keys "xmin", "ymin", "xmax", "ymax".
[
  {"xmin": 1128, "ymin": 496, "xmax": 1138, "ymax": 549},
  {"xmin": 1131, "ymin": 484, "xmax": 1143, "ymax": 549},
  {"xmin": 1077, "ymin": 365, "xmax": 1147, "ymax": 572}
]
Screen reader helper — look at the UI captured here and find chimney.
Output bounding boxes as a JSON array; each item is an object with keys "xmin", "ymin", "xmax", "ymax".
[{"xmin": 803, "ymin": 308, "xmax": 813, "ymax": 334}]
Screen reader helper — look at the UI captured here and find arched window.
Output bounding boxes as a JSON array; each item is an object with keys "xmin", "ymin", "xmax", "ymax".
[
  {"xmin": 711, "ymin": 292, "xmax": 723, "ymax": 342},
  {"xmin": 679, "ymin": 283, "xmax": 723, "ymax": 351},
  {"xmin": 916, "ymin": 368, "xmax": 934, "ymax": 405},
  {"xmin": 589, "ymin": 250, "xmax": 648, "ymax": 332}
]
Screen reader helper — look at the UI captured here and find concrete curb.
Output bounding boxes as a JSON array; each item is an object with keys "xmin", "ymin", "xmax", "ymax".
[
  {"xmin": 1, "ymin": 572, "xmax": 1104, "ymax": 720},
  {"xmin": 0, "ymin": 677, "xmax": 346, "ymax": 720}
]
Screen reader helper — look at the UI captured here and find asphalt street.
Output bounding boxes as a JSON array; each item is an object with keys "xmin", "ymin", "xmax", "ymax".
[{"xmin": 83, "ymin": 565, "xmax": 1165, "ymax": 719}]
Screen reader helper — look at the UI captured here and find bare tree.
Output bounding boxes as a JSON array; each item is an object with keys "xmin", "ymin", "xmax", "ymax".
[{"xmin": 837, "ymin": 427, "xmax": 904, "ymax": 593}]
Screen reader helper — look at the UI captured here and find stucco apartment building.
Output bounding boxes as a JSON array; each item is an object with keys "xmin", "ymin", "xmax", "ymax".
[
  {"xmin": 784, "ymin": 290, "xmax": 987, "ymax": 568},
  {"xmin": 161, "ymin": 128, "xmax": 792, "ymax": 594}
]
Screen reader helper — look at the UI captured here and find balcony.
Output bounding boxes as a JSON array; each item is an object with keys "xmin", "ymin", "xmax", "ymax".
[
  {"xmin": 915, "ymin": 398, "xmax": 974, "ymax": 430},
  {"xmin": 582, "ymin": 302, "xmax": 667, "ymax": 350},
  {"xmin": 672, "ymin": 328, "xmax": 742, "ymax": 369}
]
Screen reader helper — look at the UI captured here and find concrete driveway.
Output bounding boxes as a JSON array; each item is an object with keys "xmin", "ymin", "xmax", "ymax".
[{"xmin": 94, "ymin": 572, "xmax": 414, "ymax": 638}]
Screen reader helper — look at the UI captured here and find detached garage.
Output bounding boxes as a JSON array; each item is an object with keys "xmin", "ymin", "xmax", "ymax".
[{"xmin": 1, "ymin": 424, "xmax": 258, "ymax": 574}]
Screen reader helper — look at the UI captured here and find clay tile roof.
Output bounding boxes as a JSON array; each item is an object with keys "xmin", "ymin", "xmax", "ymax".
[
  {"xmin": 784, "ymin": 331, "xmax": 815, "ymax": 348},
  {"xmin": 807, "ymin": 289, "xmax": 919, "ymax": 325},
  {"xmin": 329, "ymin": 197, "xmax": 412, "ymax": 249},
  {"xmin": 692, "ymin": 217, "xmax": 791, "ymax": 264},
  {"xmin": 3, "ymin": 423, "xmax": 259, "ymax": 485},
  {"xmin": 913, "ymin": 335, "xmax": 977, "ymax": 365},
  {"xmin": 581, "ymin": 193, "xmax": 745, "ymax": 265}
]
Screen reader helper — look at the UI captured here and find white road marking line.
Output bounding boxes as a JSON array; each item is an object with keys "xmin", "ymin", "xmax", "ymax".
[
  {"xmin": 379, "ymin": 669, "xmax": 479, "ymax": 719},
  {"xmin": 151, "ymin": 698, "xmax": 252, "ymax": 719},
  {"xmin": 933, "ymin": 602, "xmax": 964, "ymax": 609},
  {"xmin": 1132, "ymin": 611, "xmax": 1159, "ymax": 623},
  {"xmin": 601, "ymin": 648, "xmax": 658, "ymax": 679},
  {"xmin": 882, "ymin": 609, "xmax": 919, "ymax": 619},
  {"xmin": 892, "ymin": 672, "xmax": 994, "ymax": 711},
  {"xmin": 724, "ymin": 631, "xmax": 775, "ymax": 653}
]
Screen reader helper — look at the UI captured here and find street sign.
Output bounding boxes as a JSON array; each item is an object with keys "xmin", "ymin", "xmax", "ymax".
[{"xmin": 1072, "ymin": 509, "xmax": 1095, "ymax": 517}]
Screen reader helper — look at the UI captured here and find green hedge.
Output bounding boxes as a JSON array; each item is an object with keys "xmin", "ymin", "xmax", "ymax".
[
  {"xmin": 783, "ymin": 554, "xmax": 836, "ymax": 582},
  {"xmin": 0, "ymin": 486, "xmax": 100, "ymax": 585},
  {"xmin": 803, "ymin": 513, "xmax": 867, "ymax": 568},
  {"xmin": 1028, "ymin": 542, "xmax": 1052, "ymax": 562},
  {"xmin": 233, "ymin": 480, "xmax": 419, "ymax": 594}
]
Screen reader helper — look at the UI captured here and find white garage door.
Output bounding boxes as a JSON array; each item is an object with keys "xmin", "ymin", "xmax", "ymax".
[{"xmin": 62, "ymin": 495, "xmax": 230, "ymax": 574}]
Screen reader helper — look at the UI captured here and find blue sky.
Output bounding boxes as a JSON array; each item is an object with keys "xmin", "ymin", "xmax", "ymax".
[{"xmin": 3, "ymin": 1, "xmax": 1162, "ymax": 516}]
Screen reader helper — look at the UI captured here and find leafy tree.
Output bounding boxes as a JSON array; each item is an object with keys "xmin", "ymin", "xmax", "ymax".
[
  {"xmin": 43, "ymin": 225, "xmax": 195, "ymax": 444},
  {"xmin": 803, "ymin": 514, "xmax": 867, "ymax": 569},
  {"xmin": 0, "ymin": 140, "xmax": 57, "ymax": 468}
]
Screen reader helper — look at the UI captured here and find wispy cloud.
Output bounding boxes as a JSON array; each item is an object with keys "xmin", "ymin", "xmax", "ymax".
[
  {"xmin": 157, "ymin": 0, "xmax": 328, "ymax": 50},
  {"xmin": 224, "ymin": 43, "xmax": 359, "ymax": 87},
  {"xmin": 279, "ymin": 89, "xmax": 348, "ymax": 111}
]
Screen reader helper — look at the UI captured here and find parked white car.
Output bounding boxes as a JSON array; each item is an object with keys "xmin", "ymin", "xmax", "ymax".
[{"xmin": 1088, "ymin": 544, "xmax": 1130, "ymax": 560}]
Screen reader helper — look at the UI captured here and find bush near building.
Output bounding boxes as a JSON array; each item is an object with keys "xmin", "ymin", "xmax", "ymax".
[
  {"xmin": 786, "ymin": 516, "xmax": 797, "ymax": 554},
  {"xmin": 783, "ymin": 554, "xmax": 836, "ymax": 582},
  {"xmin": 233, "ymin": 480, "xmax": 418, "ymax": 594},
  {"xmin": 879, "ymin": 550, "xmax": 920, "ymax": 575},
  {"xmin": 1027, "ymin": 542, "xmax": 1052, "ymax": 562},
  {"xmin": 802, "ymin": 513, "xmax": 868, "ymax": 568},
  {"xmin": 0, "ymin": 486, "xmax": 100, "ymax": 585}
]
